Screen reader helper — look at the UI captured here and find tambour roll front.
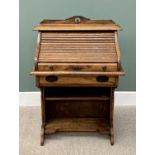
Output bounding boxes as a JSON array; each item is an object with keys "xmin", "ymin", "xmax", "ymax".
[{"xmin": 31, "ymin": 16, "xmax": 125, "ymax": 145}]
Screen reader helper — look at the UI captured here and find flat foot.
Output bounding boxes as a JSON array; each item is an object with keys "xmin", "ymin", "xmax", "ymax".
[
  {"xmin": 110, "ymin": 128, "xmax": 114, "ymax": 145},
  {"xmin": 110, "ymin": 135, "xmax": 114, "ymax": 145},
  {"xmin": 40, "ymin": 139, "xmax": 44, "ymax": 146},
  {"xmin": 40, "ymin": 126, "xmax": 45, "ymax": 146}
]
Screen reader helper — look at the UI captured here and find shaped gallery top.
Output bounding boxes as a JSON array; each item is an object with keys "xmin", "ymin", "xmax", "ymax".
[{"xmin": 34, "ymin": 16, "xmax": 122, "ymax": 31}]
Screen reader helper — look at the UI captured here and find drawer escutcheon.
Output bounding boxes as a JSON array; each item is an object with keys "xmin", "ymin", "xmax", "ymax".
[
  {"xmin": 96, "ymin": 76, "xmax": 109, "ymax": 82},
  {"xmin": 46, "ymin": 76, "xmax": 58, "ymax": 82}
]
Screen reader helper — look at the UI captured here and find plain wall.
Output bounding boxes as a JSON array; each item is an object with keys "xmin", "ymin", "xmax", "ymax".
[{"xmin": 19, "ymin": 0, "xmax": 136, "ymax": 91}]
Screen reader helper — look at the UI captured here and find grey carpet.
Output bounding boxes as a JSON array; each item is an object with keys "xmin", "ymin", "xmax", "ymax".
[{"xmin": 19, "ymin": 106, "xmax": 136, "ymax": 155}]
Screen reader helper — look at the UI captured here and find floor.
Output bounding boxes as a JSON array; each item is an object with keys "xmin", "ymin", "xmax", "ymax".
[{"xmin": 19, "ymin": 106, "xmax": 136, "ymax": 155}]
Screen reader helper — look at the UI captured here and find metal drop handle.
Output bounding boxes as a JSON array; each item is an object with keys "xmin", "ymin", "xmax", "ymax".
[
  {"xmin": 102, "ymin": 66, "xmax": 107, "ymax": 71},
  {"xmin": 48, "ymin": 65, "xmax": 54, "ymax": 71},
  {"xmin": 70, "ymin": 66, "xmax": 82, "ymax": 71}
]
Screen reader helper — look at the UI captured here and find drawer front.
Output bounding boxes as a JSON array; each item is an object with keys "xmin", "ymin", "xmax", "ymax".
[
  {"xmin": 38, "ymin": 75, "xmax": 118, "ymax": 87},
  {"xmin": 38, "ymin": 63, "xmax": 117, "ymax": 72}
]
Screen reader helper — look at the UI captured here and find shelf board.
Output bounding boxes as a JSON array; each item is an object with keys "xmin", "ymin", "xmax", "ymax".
[
  {"xmin": 45, "ymin": 96, "xmax": 109, "ymax": 101},
  {"xmin": 45, "ymin": 118, "xmax": 110, "ymax": 134}
]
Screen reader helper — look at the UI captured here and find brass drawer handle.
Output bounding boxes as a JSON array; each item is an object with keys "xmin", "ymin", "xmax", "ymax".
[
  {"xmin": 102, "ymin": 66, "xmax": 107, "ymax": 71},
  {"xmin": 48, "ymin": 65, "xmax": 54, "ymax": 71},
  {"xmin": 70, "ymin": 66, "xmax": 82, "ymax": 71},
  {"xmin": 46, "ymin": 76, "xmax": 58, "ymax": 82},
  {"xmin": 96, "ymin": 76, "xmax": 109, "ymax": 82}
]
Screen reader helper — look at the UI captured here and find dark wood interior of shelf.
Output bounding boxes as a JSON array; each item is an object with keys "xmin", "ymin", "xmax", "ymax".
[
  {"xmin": 44, "ymin": 86, "xmax": 111, "ymax": 136},
  {"xmin": 45, "ymin": 96, "xmax": 109, "ymax": 101},
  {"xmin": 45, "ymin": 118, "xmax": 110, "ymax": 134},
  {"xmin": 45, "ymin": 100, "xmax": 110, "ymax": 120},
  {"xmin": 44, "ymin": 87, "xmax": 110, "ymax": 98}
]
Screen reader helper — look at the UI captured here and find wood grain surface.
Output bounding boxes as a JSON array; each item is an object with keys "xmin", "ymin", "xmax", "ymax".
[{"xmin": 30, "ymin": 16, "xmax": 124, "ymax": 145}]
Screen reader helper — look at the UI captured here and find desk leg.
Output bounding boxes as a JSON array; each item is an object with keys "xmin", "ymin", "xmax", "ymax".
[
  {"xmin": 40, "ymin": 125, "xmax": 45, "ymax": 146},
  {"xmin": 40, "ymin": 88, "xmax": 45, "ymax": 146},
  {"xmin": 110, "ymin": 87, "xmax": 114, "ymax": 145}
]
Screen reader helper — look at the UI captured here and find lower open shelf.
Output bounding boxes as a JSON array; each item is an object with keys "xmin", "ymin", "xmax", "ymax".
[
  {"xmin": 45, "ymin": 118, "xmax": 110, "ymax": 135},
  {"xmin": 45, "ymin": 96, "xmax": 109, "ymax": 101}
]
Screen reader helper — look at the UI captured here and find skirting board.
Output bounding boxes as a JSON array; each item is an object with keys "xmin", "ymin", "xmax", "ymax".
[{"xmin": 19, "ymin": 91, "xmax": 136, "ymax": 106}]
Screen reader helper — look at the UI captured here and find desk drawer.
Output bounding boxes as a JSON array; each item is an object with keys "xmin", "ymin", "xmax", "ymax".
[
  {"xmin": 38, "ymin": 75, "xmax": 118, "ymax": 87},
  {"xmin": 38, "ymin": 63, "xmax": 117, "ymax": 72}
]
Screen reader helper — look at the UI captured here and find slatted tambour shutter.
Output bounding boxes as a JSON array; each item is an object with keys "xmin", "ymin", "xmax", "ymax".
[{"xmin": 39, "ymin": 32, "xmax": 117, "ymax": 63}]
